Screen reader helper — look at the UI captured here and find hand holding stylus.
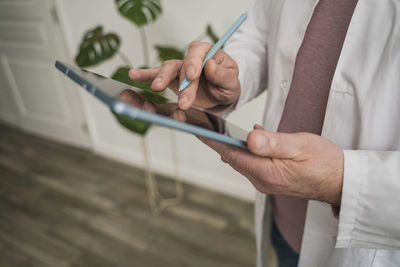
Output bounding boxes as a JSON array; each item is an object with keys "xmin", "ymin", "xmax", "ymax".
[
  {"xmin": 129, "ymin": 42, "xmax": 241, "ymax": 110},
  {"xmin": 178, "ymin": 14, "xmax": 247, "ymax": 92},
  {"xmin": 128, "ymin": 13, "xmax": 247, "ymax": 111}
]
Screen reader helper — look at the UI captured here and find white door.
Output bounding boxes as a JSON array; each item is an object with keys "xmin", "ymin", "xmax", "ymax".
[{"xmin": 0, "ymin": 0, "xmax": 91, "ymax": 148}]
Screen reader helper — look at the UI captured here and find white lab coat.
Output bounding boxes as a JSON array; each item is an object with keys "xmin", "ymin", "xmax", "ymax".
[{"xmin": 223, "ymin": 0, "xmax": 400, "ymax": 266}]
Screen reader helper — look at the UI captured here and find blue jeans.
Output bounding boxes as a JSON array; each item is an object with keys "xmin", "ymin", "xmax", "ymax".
[{"xmin": 270, "ymin": 218, "xmax": 300, "ymax": 267}]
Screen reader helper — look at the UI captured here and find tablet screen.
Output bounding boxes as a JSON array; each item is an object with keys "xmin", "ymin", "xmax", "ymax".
[{"xmin": 56, "ymin": 62, "xmax": 249, "ymax": 145}]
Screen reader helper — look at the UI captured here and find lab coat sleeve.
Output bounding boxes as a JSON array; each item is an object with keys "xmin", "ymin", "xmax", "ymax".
[
  {"xmin": 336, "ymin": 150, "xmax": 400, "ymax": 249},
  {"xmin": 209, "ymin": 0, "xmax": 270, "ymax": 117}
]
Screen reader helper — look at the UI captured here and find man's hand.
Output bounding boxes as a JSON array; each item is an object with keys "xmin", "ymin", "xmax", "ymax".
[
  {"xmin": 200, "ymin": 125, "xmax": 344, "ymax": 206},
  {"xmin": 128, "ymin": 41, "xmax": 241, "ymax": 110}
]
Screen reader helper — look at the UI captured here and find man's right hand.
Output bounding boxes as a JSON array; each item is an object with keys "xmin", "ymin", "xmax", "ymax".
[{"xmin": 128, "ymin": 41, "xmax": 241, "ymax": 110}]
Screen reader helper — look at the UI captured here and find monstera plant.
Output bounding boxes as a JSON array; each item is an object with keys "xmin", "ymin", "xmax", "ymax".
[{"xmin": 75, "ymin": 0, "xmax": 219, "ymax": 135}]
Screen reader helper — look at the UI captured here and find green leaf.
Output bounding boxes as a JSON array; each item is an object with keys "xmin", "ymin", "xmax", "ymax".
[
  {"xmin": 154, "ymin": 45, "xmax": 185, "ymax": 62},
  {"xmin": 111, "ymin": 66, "xmax": 150, "ymax": 135},
  {"xmin": 206, "ymin": 24, "xmax": 219, "ymax": 44},
  {"xmin": 115, "ymin": 0, "xmax": 162, "ymax": 27},
  {"xmin": 110, "ymin": 66, "xmax": 169, "ymax": 136},
  {"xmin": 113, "ymin": 112, "xmax": 151, "ymax": 135},
  {"xmin": 111, "ymin": 66, "xmax": 150, "ymax": 90},
  {"xmin": 75, "ymin": 26, "xmax": 121, "ymax": 67},
  {"xmin": 111, "ymin": 66, "xmax": 167, "ymax": 104}
]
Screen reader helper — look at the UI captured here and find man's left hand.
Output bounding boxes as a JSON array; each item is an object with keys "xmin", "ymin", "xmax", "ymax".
[{"xmin": 200, "ymin": 125, "xmax": 344, "ymax": 206}]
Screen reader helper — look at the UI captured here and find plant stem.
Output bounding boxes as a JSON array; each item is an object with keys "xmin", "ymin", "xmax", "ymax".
[
  {"xmin": 118, "ymin": 51, "xmax": 132, "ymax": 67},
  {"xmin": 139, "ymin": 27, "xmax": 150, "ymax": 67}
]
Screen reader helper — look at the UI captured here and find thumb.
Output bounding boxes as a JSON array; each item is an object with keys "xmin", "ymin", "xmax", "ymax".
[
  {"xmin": 204, "ymin": 59, "xmax": 239, "ymax": 90},
  {"xmin": 247, "ymin": 130, "xmax": 304, "ymax": 159}
]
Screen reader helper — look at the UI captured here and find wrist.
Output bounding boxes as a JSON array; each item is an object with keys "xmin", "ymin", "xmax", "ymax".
[{"xmin": 326, "ymin": 149, "xmax": 344, "ymax": 206}]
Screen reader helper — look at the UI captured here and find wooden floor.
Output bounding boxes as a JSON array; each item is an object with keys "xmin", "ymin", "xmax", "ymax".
[{"xmin": 0, "ymin": 124, "xmax": 255, "ymax": 267}]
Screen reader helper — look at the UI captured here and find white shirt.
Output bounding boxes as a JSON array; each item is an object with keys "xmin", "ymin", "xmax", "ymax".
[{"xmin": 224, "ymin": 0, "xmax": 400, "ymax": 266}]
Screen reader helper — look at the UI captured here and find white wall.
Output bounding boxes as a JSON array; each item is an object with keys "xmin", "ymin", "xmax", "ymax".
[{"xmin": 56, "ymin": 0, "xmax": 266, "ymax": 201}]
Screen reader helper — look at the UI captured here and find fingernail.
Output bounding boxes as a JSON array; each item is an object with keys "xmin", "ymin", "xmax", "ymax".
[
  {"xmin": 187, "ymin": 65, "xmax": 195, "ymax": 78},
  {"xmin": 153, "ymin": 77, "xmax": 162, "ymax": 85},
  {"xmin": 254, "ymin": 134, "xmax": 266, "ymax": 150},
  {"xmin": 129, "ymin": 70, "xmax": 137, "ymax": 80}
]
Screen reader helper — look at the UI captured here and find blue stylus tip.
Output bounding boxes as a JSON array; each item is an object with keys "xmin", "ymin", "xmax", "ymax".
[{"xmin": 179, "ymin": 78, "xmax": 191, "ymax": 92}]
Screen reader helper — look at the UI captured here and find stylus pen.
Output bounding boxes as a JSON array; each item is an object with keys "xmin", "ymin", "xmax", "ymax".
[{"xmin": 178, "ymin": 13, "xmax": 247, "ymax": 92}]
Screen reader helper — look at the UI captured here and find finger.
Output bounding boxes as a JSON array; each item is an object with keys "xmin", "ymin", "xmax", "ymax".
[
  {"xmin": 199, "ymin": 136, "xmax": 283, "ymax": 194},
  {"xmin": 171, "ymin": 109, "xmax": 187, "ymax": 122},
  {"xmin": 120, "ymin": 89, "xmax": 144, "ymax": 108},
  {"xmin": 178, "ymin": 67, "xmax": 200, "ymax": 110},
  {"xmin": 198, "ymin": 136, "xmax": 271, "ymax": 184},
  {"xmin": 247, "ymin": 130, "xmax": 304, "ymax": 159},
  {"xmin": 197, "ymin": 137, "xmax": 248, "ymax": 164},
  {"xmin": 119, "ymin": 89, "xmax": 156, "ymax": 112},
  {"xmin": 143, "ymin": 101, "xmax": 157, "ymax": 113},
  {"xmin": 204, "ymin": 59, "xmax": 238, "ymax": 89},
  {"xmin": 198, "ymin": 136, "xmax": 228, "ymax": 154},
  {"xmin": 129, "ymin": 67, "xmax": 160, "ymax": 83},
  {"xmin": 185, "ymin": 41, "xmax": 212, "ymax": 81},
  {"xmin": 151, "ymin": 60, "xmax": 183, "ymax": 92}
]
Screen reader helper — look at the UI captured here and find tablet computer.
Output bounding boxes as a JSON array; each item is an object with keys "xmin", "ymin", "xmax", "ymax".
[{"xmin": 55, "ymin": 61, "xmax": 248, "ymax": 150}]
